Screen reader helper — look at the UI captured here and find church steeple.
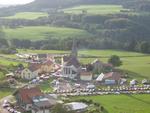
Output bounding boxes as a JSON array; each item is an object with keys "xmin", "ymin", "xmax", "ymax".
[{"xmin": 71, "ymin": 39, "xmax": 78, "ymax": 58}]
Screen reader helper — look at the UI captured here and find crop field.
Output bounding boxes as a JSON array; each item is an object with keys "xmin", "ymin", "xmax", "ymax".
[
  {"xmin": 72, "ymin": 94, "xmax": 150, "ymax": 113},
  {"xmin": 2, "ymin": 12, "xmax": 48, "ymax": 20},
  {"xmin": 63, "ymin": 5, "xmax": 129, "ymax": 15},
  {"xmin": 4, "ymin": 26, "xmax": 91, "ymax": 41}
]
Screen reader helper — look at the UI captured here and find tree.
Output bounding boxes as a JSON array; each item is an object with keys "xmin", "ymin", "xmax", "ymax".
[
  {"xmin": 108, "ymin": 55, "xmax": 122, "ymax": 67},
  {"xmin": 140, "ymin": 41, "xmax": 150, "ymax": 53}
]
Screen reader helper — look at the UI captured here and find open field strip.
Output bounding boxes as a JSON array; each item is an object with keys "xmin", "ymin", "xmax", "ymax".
[
  {"xmin": 4, "ymin": 26, "xmax": 91, "ymax": 41},
  {"xmin": 2, "ymin": 12, "xmax": 48, "ymax": 20}
]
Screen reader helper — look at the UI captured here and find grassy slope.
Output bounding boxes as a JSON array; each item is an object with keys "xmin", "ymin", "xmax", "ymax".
[
  {"xmin": 2, "ymin": 12, "xmax": 48, "ymax": 20},
  {"xmin": 63, "ymin": 5, "xmax": 126, "ymax": 15},
  {"xmin": 72, "ymin": 94, "xmax": 150, "ymax": 113},
  {"xmin": 4, "ymin": 26, "xmax": 92, "ymax": 41}
]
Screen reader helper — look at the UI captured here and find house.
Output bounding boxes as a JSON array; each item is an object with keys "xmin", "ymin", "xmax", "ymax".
[
  {"xmin": 96, "ymin": 72, "xmax": 122, "ymax": 85},
  {"xmin": 91, "ymin": 59, "xmax": 103, "ymax": 73},
  {"xmin": 20, "ymin": 65, "xmax": 39, "ymax": 80},
  {"xmin": 80, "ymin": 71, "xmax": 93, "ymax": 81},
  {"xmin": 91, "ymin": 59, "xmax": 113, "ymax": 74},
  {"xmin": 13, "ymin": 87, "xmax": 57, "ymax": 113},
  {"xmin": 40, "ymin": 60, "xmax": 55, "ymax": 73},
  {"xmin": 65, "ymin": 102, "xmax": 88, "ymax": 113}
]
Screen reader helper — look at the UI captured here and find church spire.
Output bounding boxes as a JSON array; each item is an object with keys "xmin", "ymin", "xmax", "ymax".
[{"xmin": 71, "ymin": 39, "xmax": 78, "ymax": 58}]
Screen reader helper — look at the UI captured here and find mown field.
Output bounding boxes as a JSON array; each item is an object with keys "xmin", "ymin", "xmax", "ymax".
[
  {"xmin": 63, "ymin": 5, "xmax": 129, "ymax": 15},
  {"xmin": 2, "ymin": 12, "xmax": 48, "ymax": 20},
  {"xmin": 72, "ymin": 94, "xmax": 150, "ymax": 113},
  {"xmin": 4, "ymin": 26, "xmax": 91, "ymax": 41}
]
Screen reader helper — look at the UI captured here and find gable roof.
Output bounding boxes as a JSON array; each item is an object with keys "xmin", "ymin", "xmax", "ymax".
[
  {"xmin": 14, "ymin": 87, "xmax": 43, "ymax": 104},
  {"xmin": 43, "ymin": 60, "xmax": 53, "ymax": 65},
  {"xmin": 65, "ymin": 56, "xmax": 80, "ymax": 68},
  {"xmin": 104, "ymin": 72, "xmax": 121, "ymax": 81},
  {"xmin": 29, "ymin": 63, "xmax": 41, "ymax": 72}
]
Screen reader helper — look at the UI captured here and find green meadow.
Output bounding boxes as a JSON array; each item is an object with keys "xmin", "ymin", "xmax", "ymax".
[
  {"xmin": 63, "ymin": 5, "xmax": 128, "ymax": 15},
  {"xmin": 2, "ymin": 12, "xmax": 48, "ymax": 20},
  {"xmin": 72, "ymin": 94, "xmax": 150, "ymax": 113},
  {"xmin": 4, "ymin": 26, "xmax": 91, "ymax": 41}
]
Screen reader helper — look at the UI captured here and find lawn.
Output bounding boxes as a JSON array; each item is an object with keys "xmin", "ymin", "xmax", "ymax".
[
  {"xmin": 2, "ymin": 12, "xmax": 48, "ymax": 20},
  {"xmin": 4, "ymin": 26, "xmax": 91, "ymax": 41},
  {"xmin": 72, "ymin": 94, "xmax": 150, "ymax": 113},
  {"xmin": 63, "ymin": 5, "xmax": 129, "ymax": 15},
  {"xmin": 0, "ymin": 88, "xmax": 14, "ymax": 99},
  {"xmin": 0, "ymin": 58, "xmax": 27, "ymax": 67},
  {"xmin": 38, "ymin": 79, "xmax": 54, "ymax": 93}
]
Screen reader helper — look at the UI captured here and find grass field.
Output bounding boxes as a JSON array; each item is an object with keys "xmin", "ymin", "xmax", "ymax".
[
  {"xmin": 4, "ymin": 26, "xmax": 91, "ymax": 41},
  {"xmin": 63, "ymin": 5, "xmax": 128, "ymax": 15},
  {"xmin": 72, "ymin": 94, "xmax": 150, "ymax": 113},
  {"xmin": 2, "ymin": 12, "xmax": 48, "ymax": 20},
  {"xmin": 0, "ymin": 88, "xmax": 14, "ymax": 99},
  {"xmin": 0, "ymin": 57, "xmax": 27, "ymax": 67}
]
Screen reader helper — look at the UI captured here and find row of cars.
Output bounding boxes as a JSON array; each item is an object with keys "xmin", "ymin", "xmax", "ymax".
[
  {"xmin": 53, "ymin": 85, "xmax": 150, "ymax": 96},
  {"xmin": 57, "ymin": 89, "xmax": 150, "ymax": 97},
  {"xmin": 2, "ymin": 100, "xmax": 21, "ymax": 113}
]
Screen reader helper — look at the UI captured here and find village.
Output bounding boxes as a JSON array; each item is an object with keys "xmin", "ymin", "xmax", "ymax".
[{"xmin": 1, "ymin": 41, "xmax": 150, "ymax": 113}]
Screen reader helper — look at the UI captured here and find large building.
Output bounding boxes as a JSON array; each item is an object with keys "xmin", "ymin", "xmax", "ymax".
[
  {"xmin": 13, "ymin": 87, "xmax": 57, "ymax": 113},
  {"xmin": 62, "ymin": 40, "xmax": 81, "ymax": 79}
]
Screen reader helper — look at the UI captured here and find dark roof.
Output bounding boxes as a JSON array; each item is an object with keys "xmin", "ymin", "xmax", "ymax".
[
  {"xmin": 38, "ymin": 54, "xmax": 47, "ymax": 59},
  {"xmin": 104, "ymin": 72, "xmax": 121, "ymax": 81},
  {"xmin": 14, "ymin": 87, "xmax": 43, "ymax": 104},
  {"xmin": 65, "ymin": 56, "xmax": 80, "ymax": 68},
  {"xmin": 29, "ymin": 63, "xmax": 41, "ymax": 72},
  {"xmin": 63, "ymin": 55, "xmax": 71, "ymax": 62}
]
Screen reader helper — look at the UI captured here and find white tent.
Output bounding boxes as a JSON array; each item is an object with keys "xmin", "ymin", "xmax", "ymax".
[
  {"xmin": 65, "ymin": 102, "xmax": 88, "ymax": 111},
  {"xmin": 96, "ymin": 73, "xmax": 105, "ymax": 81}
]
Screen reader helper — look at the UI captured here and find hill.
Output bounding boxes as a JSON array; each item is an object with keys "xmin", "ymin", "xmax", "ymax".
[{"xmin": 1, "ymin": 0, "xmax": 150, "ymax": 16}]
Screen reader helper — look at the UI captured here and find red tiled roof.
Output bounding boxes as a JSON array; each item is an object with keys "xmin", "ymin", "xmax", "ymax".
[
  {"xmin": 80, "ymin": 71, "xmax": 92, "ymax": 76},
  {"xmin": 17, "ymin": 87, "xmax": 43, "ymax": 104}
]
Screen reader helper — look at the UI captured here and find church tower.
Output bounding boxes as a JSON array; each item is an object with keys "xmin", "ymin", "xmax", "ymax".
[{"xmin": 71, "ymin": 39, "xmax": 78, "ymax": 58}]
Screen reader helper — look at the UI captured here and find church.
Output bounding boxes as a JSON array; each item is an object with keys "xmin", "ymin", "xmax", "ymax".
[{"xmin": 62, "ymin": 40, "xmax": 82, "ymax": 79}]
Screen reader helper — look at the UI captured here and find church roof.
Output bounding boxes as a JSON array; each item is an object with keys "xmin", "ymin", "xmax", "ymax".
[{"xmin": 65, "ymin": 57, "xmax": 80, "ymax": 68}]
